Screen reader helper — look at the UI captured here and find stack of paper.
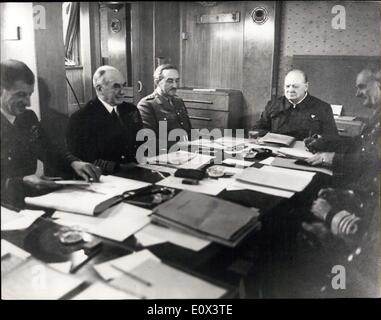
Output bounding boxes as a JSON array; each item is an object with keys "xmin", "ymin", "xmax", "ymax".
[
  {"xmin": 25, "ymin": 175, "xmax": 151, "ymax": 216},
  {"xmin": 151, "ymin": 191, "xmax": 260, "ymax": 247},
  {"xmin": 235, "ymin": 166, "xmax": 315, "ymax": 192},
  {"xmin": 146, "ymin": 150, "xmax": 214, "ymax": 170},
  {"xmin": 258, "ymin": 132, "xmax": 296, "ymax": 147},
  {"xmin": 52, "ymin": 202, "xmax": 151, "ymax": 242}
]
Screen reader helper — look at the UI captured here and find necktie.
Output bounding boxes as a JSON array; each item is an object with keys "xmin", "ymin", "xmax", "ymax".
[{"xmin": 111, "ymin": 108, "xmax": 119, "ymax": 123}]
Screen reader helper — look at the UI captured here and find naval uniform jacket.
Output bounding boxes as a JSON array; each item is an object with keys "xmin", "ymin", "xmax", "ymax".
[
  {"xmin": 67, "ymin": 98, "xmax": 143, "ymax": 173},
  {"xmin": 253, "ymin": 94, "xmax": 338, "ymax": 140},
  {"xmin": 137, "ymin": 90, "xmax": 192, "ymax": 144},
  {"xmin": 1, "ymin": 110, "xmax": 77, "ymax": 208}
]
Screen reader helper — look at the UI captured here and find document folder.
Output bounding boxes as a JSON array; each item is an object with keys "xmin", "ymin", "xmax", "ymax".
[{"xmin": 151, "ymin": 191, "xmax": 260, "ymax": 247}]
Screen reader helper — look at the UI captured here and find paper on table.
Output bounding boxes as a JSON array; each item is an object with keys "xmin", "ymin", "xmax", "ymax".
[
  {"xmin": 1, "ymin": 208, "xmax": 45, "ymax": 231},
  {"xmin": 192, "ymin": 88, "xmax": 216, "ymax": 92},
  {"xmin": 186, "ymin": 138, "xmax": 226, "ymax": 150},
  {"xmin": 331, "ymin": 104, "xmax": 343, "ymax": 116},
  {"xmin": 134, "ymin": 223, "xmax": 211, "ymax": 251},
  {"xmin": 25, "ymin": 175, "xmax": 151, "ymax": 216},
  {"xmin": 226, "ymin": 180, "xmax": 295, "ymax": 198},
  {"xmin": 146, "ymin": 150, "xmax": 214, "ymax": 170},
  {"xmin": 49, "ymin": 262, "xmax": 72, "ymax": 274},
  {"xmin": 214, "ymin": 136, "xmax": 246, "ymax": 147},
  {"xmin": 222, "ymin": 158, "xmax": 254, "ymax": 167},
  {"xmin": 271, "ymin": 157, "xmax": 333, "ymax": 176},
  {"xmin": 93, "ymin": 249, "xmax": 160, "ymax": 281},
  {"xmin": 52, "ymin": 202, "xmax": 151, "ymax": 242},
  {"xmin": 260, "ymin": 165, "xmax": 316, "ymax": 179},
  {"xmin": 109, "ymin": 258, "xmax": 227, "ymax": 299},
  {"xmin": 136, "ymin": 163, "xmax": 177, "ymax": 175},
  {"xmin": 2, "ymin": 258, "xmax": 83, "ymax": 300},
  {"xmin": 72, "ymin": 282, "xmax": 137, "ymax": 300},
  {"xmin": 156, "ymin": 175, "xmax": 234, "ymax": 196},
  {"xmin": 1, "ymin": 239, "xmax": 31, "ymax": 259},
  {"xmin": 178, "ymin": 152, "xmax": 214, "ymax": 170},
  {"xmin": 278, "ymin": 147, "xmax": 315, "ymax": 160},
  {"xmin": 259, "ymin": 157, "xmax": 275, "ymax": 165},
  {"xmin": 335, "ymin": 115, "xmax": 357, "ymax": 121},
  {"xmin": 236, "ymin": 166, "xmax": 315, "ymax": 192}
]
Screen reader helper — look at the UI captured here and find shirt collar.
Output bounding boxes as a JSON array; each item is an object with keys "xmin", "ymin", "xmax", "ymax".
[
  {"xmin": 98, "ymin": 96, "xmax": 117, "ymax": 113},
  {"xmin": 1, "ymin": 108, "xmax": 16, "ymax": 124},
  {"xmin": 286, "ymin": 91, "xmax": 308, "ymax": 108}
]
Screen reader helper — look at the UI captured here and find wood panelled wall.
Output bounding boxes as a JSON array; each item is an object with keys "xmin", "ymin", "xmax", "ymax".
[
  {"xmin": 180, "ymin": 1, "xmax": 279, "ymax": 129},
  {"xmin": 34, "ymin": 2, "xmax": 69, "ymax": 151},
  {"xmin": 180, "ymin": 2, "xmax": 244, "ymax": 90}
]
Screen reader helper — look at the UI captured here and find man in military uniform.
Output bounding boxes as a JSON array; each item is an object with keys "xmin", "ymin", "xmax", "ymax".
[
  {"xmin": 253, "ymin": 69, "xmax": 338, "ymax": 140},
  {"xmin": 137, "ymin": 64, "xmax": 192, "ymax": 151},
  {"xmin": 1, "ymin": 59, "xmax": 100, "ymax": 209},
  {"xmin": 67, "ymin": 66, "xmax": 143, "ymax": 174},
  {"xmin": 301, "ymin": 66, "xmax": 380, "ymax": 297}
]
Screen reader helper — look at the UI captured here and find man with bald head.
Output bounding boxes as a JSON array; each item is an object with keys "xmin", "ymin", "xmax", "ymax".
[
  {"xmin": 253, "ymin": 69, "xmax": 338, "ymax": 140},
  {"xmin": 67, "ymin": 66, "xmax": 143, "ymax": 174}
]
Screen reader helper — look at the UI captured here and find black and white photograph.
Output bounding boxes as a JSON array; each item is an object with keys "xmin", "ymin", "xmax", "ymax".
[{"xmin": 1, "ymin": 0, "xmax": 380, "ymax": 307}]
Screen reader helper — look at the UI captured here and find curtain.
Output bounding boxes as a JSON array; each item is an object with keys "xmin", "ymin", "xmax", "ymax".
[{"xmin": 63, "ymin": 2, "xmax": 80, "ymax": 65}]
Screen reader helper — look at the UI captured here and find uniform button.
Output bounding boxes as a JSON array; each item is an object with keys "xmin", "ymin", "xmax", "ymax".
[
  {"xmin": 177, "ymin": 113, "xmax": 180, "ymax": 115},
  {"xmin": 370, "ymin": 192, "xmax": 375, "ymax": 197},
  {"xmin": 7, "ymin": 156, "xmax": 12, "ymax": 161},
  {"xmin": 121, "ymin": 155, "xmax": 125, "ymax": 160},
  {"xmin": 361, "ymin": 147, "xmax": 365, "ymax": 152},
  {"xmin": 361, "ymin": 135, "xmax": 364, "ymax": 139},
  {"xmin": 180, "ymin": 122, "xmax": 184, "ymax": 125},
  {"xmin": 371, "ymin": 141, "xmax": 374, "ymax": 145},
  {"xmin": 164, "ymin": 117, "xmax": 167, "ymax": 121}
]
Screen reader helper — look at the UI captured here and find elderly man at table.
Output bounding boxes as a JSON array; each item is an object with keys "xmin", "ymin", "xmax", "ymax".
[
  {"xmin": 1, "ymin": 59, "xmax": 100, "ymax": 209},
  {"xmin": 252, "ymin": 69, "xmax": 338, "ymax": 140},
  {"xmin": 67, "ymin": 66, "xmax": 143, "ymax": 174},
  {"xmin": 299, "ymin": 66, "xmax": 380, "ymax": 297}
]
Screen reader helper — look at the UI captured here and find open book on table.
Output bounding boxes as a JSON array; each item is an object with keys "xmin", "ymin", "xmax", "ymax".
[{"xmin": 25, "ymin": 175, "xmax": 151, "ymax": 216}]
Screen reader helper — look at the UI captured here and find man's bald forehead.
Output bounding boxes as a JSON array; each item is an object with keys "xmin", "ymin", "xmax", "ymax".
[{"xmin": 285, "ymin": 70, "xmax": 308, "ymax": 83}]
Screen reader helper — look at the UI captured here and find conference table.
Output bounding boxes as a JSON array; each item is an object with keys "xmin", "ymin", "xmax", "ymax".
[{"xmin": 1, "ymin": 139, "xmax": 333, "ymax": 299}]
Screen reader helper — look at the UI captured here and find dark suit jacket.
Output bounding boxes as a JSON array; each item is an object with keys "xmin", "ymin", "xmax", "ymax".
[
  {"xmin": 67, "ymin": 98, "xmax": 143, "ymax": 173},
  {"xmin": 253, "ymin": 94, "xmax": 338, "ymax": 140},
  {"xmin": 1, "ymin": 110, "xmax": 77, "ymax": 208}
]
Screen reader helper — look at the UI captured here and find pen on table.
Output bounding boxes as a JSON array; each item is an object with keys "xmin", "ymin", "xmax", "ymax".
[
  {"xmin": 111, "ymin": 264, "xmax": 152, "ymax": 287},
  {"xmin": 151, "ymin": 169, "xmax": 167, "ymax": 179}
]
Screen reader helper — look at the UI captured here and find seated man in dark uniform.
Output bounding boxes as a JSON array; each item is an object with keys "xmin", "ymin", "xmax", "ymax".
[
  {"xmin": 299, "ymin": 66, "xmax": 380, "ymax": 297},
  {"xmin": 67, "ymin": 66, "xmax": 143, "ymax": 174},
  {"xmin": 137, "ymin": 64, "xmax": 192, "ymax": 152},
  {"xmin": 252, "ymin": 69, "xmax": 338, "ymax": 140},
  {"xmin": 1, "ymin": 59, "xmax": 100, "ymax": 209}
]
